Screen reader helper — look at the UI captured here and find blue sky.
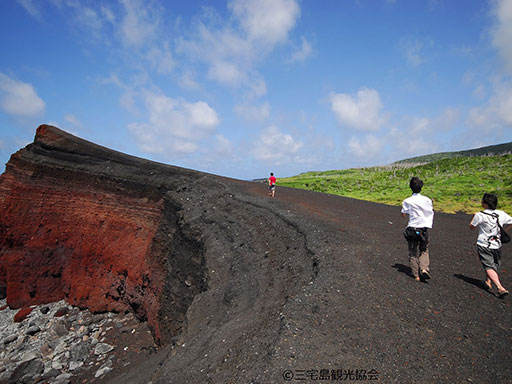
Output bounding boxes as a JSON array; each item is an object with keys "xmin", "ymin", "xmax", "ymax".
[{"xmin": 1, "ymin": 0, "xmax": 511, "ymax": 180}]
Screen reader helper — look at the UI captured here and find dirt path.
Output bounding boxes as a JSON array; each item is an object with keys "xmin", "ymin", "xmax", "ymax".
[{"xmin": 109, "ymin": 181, "xmax": 511, "ymax": 384}]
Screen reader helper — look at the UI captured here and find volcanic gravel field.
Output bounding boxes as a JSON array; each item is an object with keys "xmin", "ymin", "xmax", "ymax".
[{"xmin": 109, "ymin": 181, "xmax": 512, "ymax": 384}]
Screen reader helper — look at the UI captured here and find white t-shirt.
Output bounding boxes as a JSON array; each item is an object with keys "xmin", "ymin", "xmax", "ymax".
[
  {"xmin": 471, "ymin": 209, "xmax": 512, "ymax": 249},
  {"xmin": 401, "ymin": 193, "xmax": 434, "ymax": 228}
]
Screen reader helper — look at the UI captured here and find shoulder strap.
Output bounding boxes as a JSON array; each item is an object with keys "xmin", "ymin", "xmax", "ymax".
[{"xmin": 481, "ymin": 211, "xmax": 499, "ymax": 221}]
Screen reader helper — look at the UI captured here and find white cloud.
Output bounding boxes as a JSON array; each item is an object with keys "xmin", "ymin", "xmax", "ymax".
[
  {"xmin": 207, "ymin": 61, "xmax": 246, "ymax": 87},
  {"xmin": 246, "ymin": 76, "xmax": 267, "ymax": 99},
  {"xmin": 128, "ymin": 91, "xmax": 220, "ymax": 155},
  {"xmin": 234, "ymin": 103, "xmax": 270, "ymax": 122},
  {"xmin": 468, "ymin": 83, "xmax": 512, "ymax": 129},
  {"xmin": 0, "ymin": 73, "xmax": 45, "ymax": 117},
  {"xmin": 214, "ymin": 134, "xmax": 234, "ymax": 154},
  {"xmin": 147, "ymin": 43, "xmax": 176, "ymax": 75},
  {"xmin": 400, "ymin": 37, "xmax": 426, "ymax": 67},
  {"xmin": 101, "ymin": 6, "xmax": 116, "ymax": 24},
  {"xmin": 120, "ymin": 0, "xmax": 159, "ymax": 47},
  {"xmin": 184, "ymin": 100, "xmax": 220, "ymax": 129},
  {"xmin": 400, "ymin": 110, "xmax": 457, "ymax": 138},
  {"xmin": 348, "ymin": 135, "xmax": 383, "ymax": 159},
  {"xmin": 64, "ymin": 114, "xmax": 82, "ymax": 133},
  {"xmin": 437, "ymin": 108, "xmax": 460, "ymax": 129},
  {"xmin": 491, "ymin": 0, "xmax": 512, "ymax": 73},
  {"xmin": 179, "ymin": 70, "xmax": 201, "ymax": 91},
  {"xmin": 385, "ymin": 109, "xmax": 459, "ymax": 159},
  {"xmin": 473, "ymin": 84, "xmax": 486, "ymax": 99},
  {"xmin": 330, "ymin": 87, "xmax": 386, "ymax": 131},
  {"xmin": 289, "ymin": 37, "xmax": 312, "ymax": 63},
  {"xmin": 97, "ymin": 74, "xmax": 140, "ymax": 112},
  {"xmin": 344, "ymin": 108, "xmax": 460, "ymax": 164},
  {"xmin": 387, "ymin": 125, "xmax": 440, "ymax": 158},
  {"xmin": 178, "ymin": 0, "xmax": 300, "ymax": 94},
  {"xmin": 229, "ymin": 0, "xmax": 300, "ymax": 46},
  {"xmin": 75, "ymin": 6, "xmax": 104, "ymax": 36},
  {"xmin": 127, "ymin": 122, "xmax": 166, "ymax": 153},
  {"xmin": 252, "ymin": 125, "xmax": 303, "ymax": 164},
  {"xmin": 17, "ymin": 0, "xmax": 40, "ymax": 18},
  {"xmin": 37, "ymin": 1, "xmax": 175, "ymax": 80}
]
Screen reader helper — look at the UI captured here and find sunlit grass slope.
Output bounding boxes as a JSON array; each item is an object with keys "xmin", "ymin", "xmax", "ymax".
[{"xmin": 279, "ymin": 155, "xmax": 512, "ymax": 214}]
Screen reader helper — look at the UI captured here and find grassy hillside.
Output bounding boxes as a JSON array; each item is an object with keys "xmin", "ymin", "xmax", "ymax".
[
  {"xmin": 393, "ymin": 142, "xmax": 512, "ymax": 165},
  {"xmin": 279, "ymin": 154, "xmax": 512, "ymax": 214}
]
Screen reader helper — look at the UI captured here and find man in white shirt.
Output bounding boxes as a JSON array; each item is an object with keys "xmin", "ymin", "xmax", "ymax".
[
  {"xmin": 401, "ymin": 177, "xmax": 434, "ymax": 281},
  {"xmin": 470, "ymin": 193, "xmax": 512, "ymax": 297}
]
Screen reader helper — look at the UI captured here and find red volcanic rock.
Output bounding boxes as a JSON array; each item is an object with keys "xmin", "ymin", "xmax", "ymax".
[
  {"xmin": 54, "ymin": 307, "xmax": 69, "ymax": 317},
  {"xmin": 14, "ymin": 307, "xmax": 33, "ymax": 322},
  {"xmin": 0, "ymin": 125, "xmax": 206, "ymax": 345}
]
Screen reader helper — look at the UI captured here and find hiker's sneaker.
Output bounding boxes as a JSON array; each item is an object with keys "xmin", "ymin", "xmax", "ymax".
[{"xmin": 421, "ymin": 270, "xmax": 431, "ymax": 280}]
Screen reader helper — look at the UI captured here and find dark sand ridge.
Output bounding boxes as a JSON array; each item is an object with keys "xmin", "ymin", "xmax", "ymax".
[{"xmin": 111, "ymin": 177, "xmax": 511, "ymax": 384}]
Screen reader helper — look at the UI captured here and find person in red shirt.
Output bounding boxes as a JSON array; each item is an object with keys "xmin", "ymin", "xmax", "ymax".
[{"xmin": 268, "ymin": 172, "xmax": 276, "ymax": 197}]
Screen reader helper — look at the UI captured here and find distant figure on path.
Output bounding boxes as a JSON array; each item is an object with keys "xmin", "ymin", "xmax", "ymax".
[
  {"xmin": 401, "ymin": 177, "xmax": 434, "ymax": 281},
  {"xmin": 469, "ymin": 193, "xmax": 512, "ymax": 297},
  {"xmin": 268, "ymin": 172, "xmax": 276, "ymax": 197}
]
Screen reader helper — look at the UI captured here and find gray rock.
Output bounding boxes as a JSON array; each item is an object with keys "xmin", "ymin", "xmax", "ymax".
[
  {"xmin": 51, "ymin": 360, "xmax": 64, "ymax": 370},
  {"xmin": 9, "ymin": 358, "xmax": 44, "ymax": 384},
  {"xmin": 0, "ymin": 298, "xmax": 150, "ymax": 384},
  {"xmin": 52, "ymin": 321, "xmax": 68, "ymax": 337},
  {"xmin": 28, "ymin": 320, "xmax": 38, "ymax": 327},
  {"xmin": 54, "ymin": 379, "xmax": 72, "ymax": 384},
  {"xmin": 71, "ymin": 341, "xmax": 90, "ymax": 361},
  {"xmin": 54, "ymin": 372, "xmax": 72, "ymax": 383},
  {"xmin": 20, "ymin": 351, "xmax": 41, "ymax": 363},
  {"xmin": 95, "ymin": 359, "xmax": 113, "ymax": 378},
  {"xmin": 3, "ymin": 334, "xmax": 17, "ymax": 344},
  {"xmin": 26, "ymin": 325, "xmax": 41, "ymax": 335},
  {"xmin": 53, "ymin": 341, "xmax": 68, "ymax": 355},
  {"xmin": 41, "ymin": 368, "xmax": 60, "ymax": 380},
  {"xmin": 55, "ymin": 372, "xmax": 72, "ymax": 380},
  {"xmin": 69, "ymin": 360, "xmax": 84, "ymax": 371},
  {"xmin": 39, "ymin": 342, "xmax": 53, "ymax": 357},
  {"xmin": 94, "ymin": 342, "xmax": 114, "ymax": 355},
  {"xmin": 95, "ymin": 365, "xmax": 113, "ymax": 378}
]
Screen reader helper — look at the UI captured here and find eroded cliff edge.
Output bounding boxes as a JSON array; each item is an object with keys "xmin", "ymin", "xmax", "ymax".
[
  {"xmin": 0, "ymin": 125, "xmax": 212, "ymax": 345},
  {"xmin": 0, "ymin": 125, "xmax": 316, "ymax": 375}
]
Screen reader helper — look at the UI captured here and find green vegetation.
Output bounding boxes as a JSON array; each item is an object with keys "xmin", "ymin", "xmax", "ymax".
[{"xmin": 279, "ymin": 154, "xmax": 512, "ymax": 214}]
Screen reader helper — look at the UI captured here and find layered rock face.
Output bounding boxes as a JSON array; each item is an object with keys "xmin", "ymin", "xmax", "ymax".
[
  {"xmin": 0, "ymin": 125, "xmax": 320, "ymax": 383},
  {"xmin": 0, "ymin": 125, "xmax": 207, "ymax": 344}
]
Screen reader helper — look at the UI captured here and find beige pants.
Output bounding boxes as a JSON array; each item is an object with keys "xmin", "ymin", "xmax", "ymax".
[{"xmin": 408, "ymin": 240, "xmax": 430, "ymax": 278}]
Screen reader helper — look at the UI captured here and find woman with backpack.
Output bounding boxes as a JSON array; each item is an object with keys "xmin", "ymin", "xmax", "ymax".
[{"xmin": 470, "ymin": 193, "xmax": 512, "ymax": 297}]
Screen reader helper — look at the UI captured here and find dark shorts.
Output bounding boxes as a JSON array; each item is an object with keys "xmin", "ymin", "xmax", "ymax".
[
  {"xmin": 404, "ymin": 227, "xmax": 429, "ymax": 252},
  {"xmin": 269, "ymin": 184, "xmax": 275, "ymax": 190},
  {"xmin": 477, "ymin": 245, "xmax": 501, "ymax": 271}
]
